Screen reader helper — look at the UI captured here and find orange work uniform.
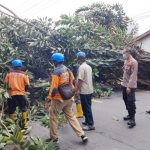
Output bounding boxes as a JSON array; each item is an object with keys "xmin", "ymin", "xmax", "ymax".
[
  {"xmin": 48, "ymin": 65, "xmax": 85, "ymax": 140},
  {"xmin": 5, "ymin": 70, "xmax": 30, "ymax": 114},
  {"xmin": 48, "ymin": 65, "xmax": 74, "ymax": 101},
  {"xmin": 5, "ymin": 70, "xmax": 29, "ymax": 96}
]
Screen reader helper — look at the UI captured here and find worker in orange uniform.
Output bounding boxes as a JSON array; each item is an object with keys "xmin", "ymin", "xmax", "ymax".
[
  {"xmin": 44, "ymin": 53, "xmax": 88, "ymax": 144},
  {"xmin": 5, "ymin": 59, "xmax": 30, "ymax": 126}
]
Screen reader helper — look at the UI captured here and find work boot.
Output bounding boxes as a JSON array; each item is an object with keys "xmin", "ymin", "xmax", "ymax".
[
  {"xmin": 81, "ymin": 135, "xmax": 88, "ymax": 142},
  {"xmin": 9, "ymin": 114, "xmax": 15, "ymax": 121},
  {"xmin": 46, "ymin": 138, "xmax": 59, "ymax": 144},
  {"xmin": 82, "ymin": 120, "xmax": 87, "ymax": 125},
  {"xmin": 123, "ymin": 115, "xmax": 130, "ymax": 121},
  {"xmin": 146, "ymin": 111, "xmax": 150, "ymax": 114},
  {"xmin": 22, "ymin": 112, "xmax": 28, "ymax": 127},
  {"xmin": 75, "ymin": 104, "xmax": 83, "ymax": 118},
  {"xmin": 127, "ymin": 115, "xmax": 136, "ymax": 127},
  {"xmin": 82, "ymin": 125, "xmax": 95, "ymax": 131}
]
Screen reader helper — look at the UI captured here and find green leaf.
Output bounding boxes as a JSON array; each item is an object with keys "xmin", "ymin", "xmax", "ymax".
[
  {"xmin": 4, "ymin": 92, "xmax": 10, "ymax": 99},
  {"xmin": 0, "ymin": 135, "xmax": 4, "ymax": 143},
  {"xmin": 2, "ymin": 130, "xmax": 10, "ymax": 137},
  {"xmin": 13, "ymin": 125, "xmax": 21, "ymax": 138},
  {"xmin": 20, "ymin": 141, "xmax": 30, "ymax": 149},
  {"xmin": 10, "ymin": 136, "xmax": 20, "ymax": 144},
  {"xmin": 2, "ymin": 136, "xmax": 11, "ymax": 142},
  {"xmin": 6, "ymin": 140, "xmax": 14, "ymax": 145},
  {"xmin": 24, "ymin": 126, "xmax": 32, "ymax": 135},
  {"xmin": 28, "ymin": 145, "xmax": 37, "ymax": 150},
  {"xmin": 0, "ymin": 143, "xmax": 6, "ymax": 149},
  {"xmin": 0, "ymin": 94, "xmax": 2, "ymax": 102},
  {"xmin": 5, "ymin": 118, "xmax": 14, "ymax": 123},
  {"xmin": 0, "ymin": 88, "xmax": 5, "ymax": 94},
  {"xmin": 4, "ymin": 82, "xmax": 8, "ymax": 89},
  {"xmin": 28, "ymin": 42, "xmax": 38, "ymax": 47},
  {"xmin": 16, "ymin": 131, "xmax": 23, "ymax": 142},
  {"xmin": 30, "ymin": 136, "xmax": 39, "ymax": 145},
  {"xmin": 47, "ymin": 140, "xmax": 60, "ymax": 150}
]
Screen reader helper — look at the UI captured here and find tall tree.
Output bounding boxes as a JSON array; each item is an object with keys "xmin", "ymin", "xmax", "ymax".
[{"xmin": 75, "ymin": 2, "xmax": 130, "ymax": 31}]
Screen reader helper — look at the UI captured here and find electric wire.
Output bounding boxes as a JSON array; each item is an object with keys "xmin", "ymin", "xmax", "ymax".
[
  {"xmin": 132, "ymin": 11, "xmax": 150, "ymax": 19},
  {"xmin": 134, "ymin": 15, "xmax": 150, "ymax": 21},
  {"xmin": 14, "ymin": 0, "xmax": 31, "ymax": 10},
  {"xmin": 20, "ymin": 0, "xmax": 54, "ymax": 17},
  {"xmin": 27, "ymin": 0, "xmax": 61, "ymax": 18},
  {"xmin": 15, "ymin": 0, "xmax": 40, "ymax": 12},
  {"xmin": 19, "ymin": 0, "xmax": 47, "ymax": 15}
]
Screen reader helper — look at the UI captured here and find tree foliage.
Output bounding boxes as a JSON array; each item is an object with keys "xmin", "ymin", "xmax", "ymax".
[
  {"xmin": 75, "ymin": 3, "xmax": 130, "ymax": 30},
  {"xmin": 0, "ymin": 14, "xmax": 55, "ymax": 80},
  {"xmin": 0, "ymin": 2, "xmax": 147, "ymax": 89},
  {"xmin": 0, "ymin": 1, "xmax": 150, "ymax": 148}
]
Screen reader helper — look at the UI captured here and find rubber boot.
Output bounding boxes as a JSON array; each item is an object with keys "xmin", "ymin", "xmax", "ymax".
[
  {"xmin": 123, "ymin": 115, "xmax": 130, "ymax": 121},
  {"xmin": 75, "ymin": 104, "xmax": 83, "ymax": 118},
  {"xmin": 9, "ymin": 114, "xmax": 15, "ymax": 121},
  {"xmin": 22, "ymin": 112, "xmax": 28, "ymax": 127},
  {"xmin": 127, "ymin": 115, "xmax": 136, "ymax": 127}
]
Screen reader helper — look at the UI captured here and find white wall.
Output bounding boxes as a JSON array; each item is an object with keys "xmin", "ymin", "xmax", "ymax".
[{"xmin": 137, "ymin": 35, "xmax": 150, "ymax": 52}]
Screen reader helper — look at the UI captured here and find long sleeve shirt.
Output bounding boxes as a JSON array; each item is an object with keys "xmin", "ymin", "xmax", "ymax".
[
  {"xmin": 47, "ymin": 65, "xmax": 74, "ymax": 101},
  {"xmin": 122, "ymin": 57, "xmax": 138, "ymax": 88}
]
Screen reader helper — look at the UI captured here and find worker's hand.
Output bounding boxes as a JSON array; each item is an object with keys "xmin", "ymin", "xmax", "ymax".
[
  {"xmin": 44, "ymin": 101, "xmax": 51, "ymax": 110},
  {"xmin": 75, "ymin": 89, "xmax": 79, "ymax": 97},
  {"xmin": 126, "ymin": 87, "xmax": 131, "ymax": 94}
]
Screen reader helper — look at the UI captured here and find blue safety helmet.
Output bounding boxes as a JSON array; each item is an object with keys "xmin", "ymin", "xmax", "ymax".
[
  {"xmin": 12, "ymin": 59, "xmax": 22, "ymax": 67},
  {"xmin": 76, "ymin": 52, "xmax": 86, "ymax": 58},
  {"xmin": 51, "ymin": 53, "xmax": 64, "ymax": 63}
]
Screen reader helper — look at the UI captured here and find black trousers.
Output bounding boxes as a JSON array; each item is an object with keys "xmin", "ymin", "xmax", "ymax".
[
  {"xmin": 7, "ymin": 95, "xmax": 27, "ymax": 114},
  {"xmin": 123, "ymin": 87, "xmax": 136, "ymax": 116},
  {"xmin": 80, "ymin": 94, "xmax": 94, "ymax": 126}
]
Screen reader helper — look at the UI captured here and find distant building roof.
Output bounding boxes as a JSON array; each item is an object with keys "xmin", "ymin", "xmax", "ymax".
[{"xmin": 136, "ymin": 30, "xmax": 150, "ymax": 41}]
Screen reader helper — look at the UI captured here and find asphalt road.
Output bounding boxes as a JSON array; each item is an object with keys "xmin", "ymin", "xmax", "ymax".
[{"xmin": 3, "ymin": 90, "xmax": 150, "ymax": 150}]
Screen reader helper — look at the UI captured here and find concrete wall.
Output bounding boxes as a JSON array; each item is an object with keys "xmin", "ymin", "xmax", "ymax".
[{"xmin": 137, "ymin": 35, "xmax": 150, "ymax": 52}]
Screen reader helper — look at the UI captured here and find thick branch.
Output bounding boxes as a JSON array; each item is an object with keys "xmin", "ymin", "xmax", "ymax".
[
  {"xmin": 0, "ymin": 4, "xmax": 18, "ymax": 17},
  {"xmin": 0, "ymin": 5, "xmax": 48, "ymax": 34}
]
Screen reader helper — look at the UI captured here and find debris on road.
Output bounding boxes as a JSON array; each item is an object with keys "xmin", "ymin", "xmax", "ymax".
[{"xmin": 113, "ymin": 117, "xmax": 119, "ymax": 121}]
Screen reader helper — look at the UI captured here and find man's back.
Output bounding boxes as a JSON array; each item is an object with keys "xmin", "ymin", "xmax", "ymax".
[
  {"xmin": 78, "ymin": 62, "xmax": 93, "ymax": 94},
  {"xmin": 5, "ymin": 70, "xmax": 29, "ymax": 96},
  {"xmin": 48, "ymin": 65, "xmax": 75, "ymax": 100}
]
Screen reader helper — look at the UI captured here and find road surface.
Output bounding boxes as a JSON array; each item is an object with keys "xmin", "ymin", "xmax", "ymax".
[{"xmin": 4, "ymin": 90, "xmax": 150, "ymax": 150}]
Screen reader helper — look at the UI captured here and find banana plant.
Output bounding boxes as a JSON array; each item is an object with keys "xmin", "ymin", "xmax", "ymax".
[{"xmin": 9, "ymin": 125, "xmax": 59, "ymax": 150}]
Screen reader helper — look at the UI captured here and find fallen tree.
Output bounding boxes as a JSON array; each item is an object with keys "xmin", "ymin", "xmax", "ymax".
[
  {"xmin": 0, "ymin": 2, "xmax": 149, "ymax": 89},
  {"xmin": 0, "ymin": 2, "xmax": 150, "ymax": 149},
  {"xmin": 133, "ymin": 47, "xmax": 150, "ymax": 87}
]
